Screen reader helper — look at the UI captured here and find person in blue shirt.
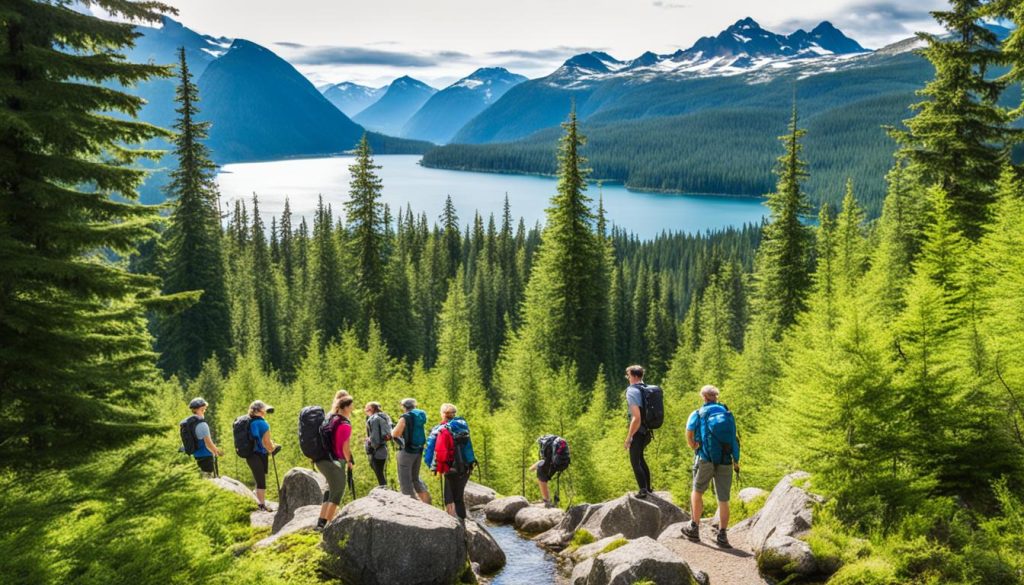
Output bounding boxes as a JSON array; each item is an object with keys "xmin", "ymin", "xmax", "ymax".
[
  {"xmin": 681, "ymin": 385, "xmax": 741, "ymax": 548},
  {"xmin": 188, "ymin": 397, "xmax": 223, "ymax": 476},
  {"xmin": 247, "ymin": 400, "xmax": 280, "ymax": 512}
]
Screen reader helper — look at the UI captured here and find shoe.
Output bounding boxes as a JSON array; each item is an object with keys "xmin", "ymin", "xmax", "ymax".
[
  {"xmin": 681, "ymin": 521, "xmax": 700, "ymax": 541},
  {"xmin": 635, "ymin": 490, "xmax": 648, "ymax": 499},
  {"xmin": 716, "ymin": 529, "xmax": 732, "ymax": 549}
]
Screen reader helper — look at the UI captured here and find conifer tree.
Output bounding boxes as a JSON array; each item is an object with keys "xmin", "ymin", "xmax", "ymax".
[
  {"xmin": 440, "ymin": 194, "xmax": 461, "ymax": 279},
  {"xmin": 0, "ymin": 0, "xmax": 173, "ymax": 462},
  {"xmin": 310, "ymin": 196, "xmax": 347, "ymax": 343},
  {"xmin": 835, "ymin": 179, "xmax": 868, "ymax": 295},
  {"xmin": 156, "ymin": 47, "xmax": 231, "ymax": 380},
  {"xmin": 891, "ymin": 0, "xmax": 1007, "ymax": 239},
  {"xmin": 344, "ymin": 134, "xmax": 386, "ymax": 339}
]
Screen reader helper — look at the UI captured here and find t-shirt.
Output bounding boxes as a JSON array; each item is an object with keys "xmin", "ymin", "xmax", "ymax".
[
  {"xmin": 625, "ymin": 384, "xmax": 644, "ymax": 423},
  {"xmin": 193, "ymin": 419, "xmax": 212, "ymax": 458},
  {"xmin": 333, "ymin": 418, "xmax": 352, "ymax": 461},
  {"xmin": 250, "ymin": 417, "xmax": 270, "ymax": 454}
]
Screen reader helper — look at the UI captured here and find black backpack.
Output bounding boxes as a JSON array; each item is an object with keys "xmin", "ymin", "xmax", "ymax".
[
  {"xmin": 639, "ymin": 384, "xmax": 664, "ymax": 430},
  {"xmin": 232, "ymin": 415, "xmax": 256, "ymax": 458},
  {"xmin": 179, "ymin": 415, "xmax": 201, "ymax": 455},
  {"xmin": 299, "ymin": 406, "xmax": 331, "ymax": 461},
  {"xmin": 538, "ymin": 434, "xmax": 571, "ymax": 474}
]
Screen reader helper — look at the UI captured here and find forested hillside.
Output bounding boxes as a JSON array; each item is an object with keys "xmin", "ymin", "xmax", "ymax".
[{"xmin": 3, "ymin": 1, "xmax": 1024, "ymax": 585}]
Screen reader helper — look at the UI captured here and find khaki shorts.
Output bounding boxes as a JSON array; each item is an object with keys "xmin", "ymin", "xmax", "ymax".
[{"xmin": 692, "ymin": 457, "xmax": 733, "ymax": 501}]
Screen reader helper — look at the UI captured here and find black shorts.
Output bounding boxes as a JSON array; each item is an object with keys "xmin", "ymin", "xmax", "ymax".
[
  {"xmin": 536, "ymin": 462, "xmax": 553, "ymax": 483},
  {"xmin": 195, "ymin": 456, "xmax": 215, "ymax": 473}
]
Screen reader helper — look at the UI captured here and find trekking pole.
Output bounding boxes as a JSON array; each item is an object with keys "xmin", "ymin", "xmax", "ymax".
[
  {"xmin": 554, "ymin": 473, "xmax": 561, "ymax": 507},
  {"xmin": 347, "ymin": 461, "xmax": 357, "ymax": 501},
  {"xmin": 271, "ymin": 451, "xmax": 281, "ymax": 494},
  {"xmin": 214, "ymin": 455, "xmax": 220, "ymax": 479}
]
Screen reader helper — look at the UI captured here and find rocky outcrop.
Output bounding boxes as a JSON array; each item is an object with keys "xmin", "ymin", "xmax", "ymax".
[
  {"xmin": 321, "ymin": 487, "xmax": 469, "ymax": 585},
  {"xmin": 747, "ymin": 471, "xmax": 824, "ymax": 576},
  {"xmin": 514, "ymin": 505, "xmax": 565, "ymax": 533},
  {"xmin": 565, "ymin": 533, "xmax": 626, "ymax": 563},
  {"xmin": 272, "ymin": 467, "xmax": 327, "ymax": 534},
  {"xmin": 646, "ymin": 492, "xmax": 689, "ymax": 532},
  {"xmin": 483, "ymin": 495, "xmax": 529, "ymax": 523},
  {"xmin": 207, "ymin": 475, "xmax": 258, "ymax": 504},
  {"xmin": 251, "ymin": 507, "xmax": 276, "ymax": 528},
  {"xmin": 577, "ymin": 494, "xmax": 663, "ymax": 540},
  {"xmin": 738, "ymin": 487, "xmax": 769, "ymax": 503},
  {"xmin": 254, "ymin": 505, "xmax": 320, "ymax": 549},
  {"xmin": 534, "ymin": 503, "xmax": 593, "ymax": 550},
  {"xmin": 464, "ymin": 481, "xmax": 497, "ymax": 508},
  {"xmin": 466, "ymin": 519, "xmax": 506, "ymax": 575},
  {"xmin": 570, "ymin": 537, "xmax": 699, "ymax": 585}
]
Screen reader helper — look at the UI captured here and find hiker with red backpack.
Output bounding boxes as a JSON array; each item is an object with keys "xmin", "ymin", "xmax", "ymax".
[
  {"xmin": 424, "ymin": 403, "xmax": 477, "ymax": 520},
  {"xmin": 297, "ymin": 390, "xmax": 355, "ymax": 532},
  {"xmin": 681, "ymin": 384, "xmax": 741, "ymax": 548},
  {"xmin": 531, "ymin": 435, "xmax": 571, "ymax": 508}
]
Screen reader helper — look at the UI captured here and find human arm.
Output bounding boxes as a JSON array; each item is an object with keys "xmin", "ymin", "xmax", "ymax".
[
  {"xmin": 262, "ymin": 428, "xmax": 276, "ymax": 453},
  {"xmin": 423, "ymin": 426, "xmax": 438, "ymax": 470},
  {"xmin": 335, "ymin": 421, "xmax": 353, "ymax": 468},
  {"xmin": 685, "ymin": 411, "xmax": 700, "ymax": 451},
  {"xmin": 392, "ymin": 416, "xmax": 406, "ymax": 441},
  {"xmin": 624, "ymin": 404, "xmax": 642, "ymax": 450},
  {"xmin": 686, "ymin": 429, "xmax": 699, "ymax": 451},
  {"xmin": 203, "ymin": 435, "xmax": 223, "ymax": 457}
]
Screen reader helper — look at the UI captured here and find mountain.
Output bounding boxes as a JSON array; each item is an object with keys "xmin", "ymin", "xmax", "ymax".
[
  {"xmin": 401, "ymin": 68, "xmax": 527, "ymax": 144},
  {"xmin": 321, "ymin": 82, "xmax": 386, "ymax": 117},
  {"xmin": 353, "ymin": 76, "xmax": 437, "ymax": 136}
]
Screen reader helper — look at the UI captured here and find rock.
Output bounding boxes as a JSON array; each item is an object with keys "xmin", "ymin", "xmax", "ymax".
[
  {"xmin": 748, "ymin": 471, "xmax": 824, "ymax": 576},
  {"xmin": 465, "ymin": 519, "xmax": 506, "ymax": 575},
  {"xmin": 514, "ymin": 506, "xmax": 565, "ymax": 533},
  {"xmin": 694, "ymin": 570, "xmax": 710, "ymax": 585},
  {"xmin": 464, "ymin": 481, "xmax": 497, "ymax": 508},
  {"xmin": 646, "ymin": 492, "xmax": 689, "ymax": 532},
  {"xmin": 565, "ymin": 533, "xmax": 626, "ymax": 563},
  {"xmin": 534, "ymin": 503, "xmax": 594, "ymax": 550},
  {"xmin": 577, "ymin": 494, "xmax": 662, "ymax": 540},
  {"xmin": 253, "ymin": 505, "xmax": 321, "ymax": 549},
  {"xmin": 250, "ymin": 507, "xmax": 276, "ymax": 528},
  {"xmin": 738, "ymin": 487, "xmax": 769, "ymax": 503},
  {"xmin": 207, "ymin": 475, "xmax": 258, "ymax": 504},
  {"xmin": 483, "ymin": 495, "xmax": 529, "ymax": 523},
  {"xmin": 272, "ymin": 467, "xmax": 327, "ymax": 534},
  {"xmin": 321, "ymin": 487, "xmax": 468, "ymax": 585},
  {"xmin": 571, "ymin": 557, "xmax": 595, "ymax": 585},
  {"xmin": 575, "ymin": 537, "xmax": 697, "ymax": 585}
]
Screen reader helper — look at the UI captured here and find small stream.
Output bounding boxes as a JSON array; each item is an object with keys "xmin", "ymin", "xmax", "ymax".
[{"xmin": 474, "ymin": 513, "xmax": 559, "ymax": 585}]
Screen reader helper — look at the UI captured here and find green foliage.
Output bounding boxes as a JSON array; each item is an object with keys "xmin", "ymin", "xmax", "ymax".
[
  {"xmin": 599, "ymin": 537, "xmax": 629, "ymax": 554},
  {"xmin": 570, "ymin": 529, "xmax": 597, "ymax": 549}
]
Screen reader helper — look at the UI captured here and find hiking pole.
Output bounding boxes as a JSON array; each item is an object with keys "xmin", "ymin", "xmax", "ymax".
[
  {"xmin": 347, "ymin": 462, "xmax": 357, "ymax": 502},
  {"xmin": 214, "ymin": 455, "xmax": 220, "ymax": 479},
  {"xmin": 271, "ymin": 448, "xmax": 282, "ymax": 494},
  {"xmin": 554, "ymin": 473, "xmax": 561, "ymax": 507}
]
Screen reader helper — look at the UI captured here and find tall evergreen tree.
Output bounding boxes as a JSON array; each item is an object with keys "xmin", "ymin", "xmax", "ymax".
[
  {"xmin": 156, "ymin": 47, "xmax": 231, "ymax": 380},
  {"xmin": 344, "ymin": 134, "xmax": 385, "ymax": 339},
  {"xmin": 890, "ymin": 0, "xmax": 1008, "ymax": 239},
  {"xmin": 0, "ymin": 0, "xmax": 172, "ymax": 462}
]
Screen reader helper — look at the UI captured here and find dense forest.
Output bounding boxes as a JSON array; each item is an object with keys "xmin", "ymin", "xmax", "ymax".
[{"xmin": 3, "ymin": 1, "xmax": 1024, "ymax": 584}]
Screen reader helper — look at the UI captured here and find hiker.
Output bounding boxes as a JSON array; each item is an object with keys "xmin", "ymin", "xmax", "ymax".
[
  {"xmin": 681, "ymin": 384, "xmax": 741, "ymax": 548},
  {"xmin": 391, "ymin": 398, "xmax": 431, "ymax": 503},
  {"xmin": 623, "ymin": 364, "xmax": 655, "ymax": 498},
  {"xmin": 315, "ymin": 391, "xmax": 355, "ymax": 532},
  {"xmin": 531, "ymin": 435, "xmax": 571, "ymax": 508},
  {"xmin": 424, "ymin": 403, "xmax": 477, "ymax": 520},
  {"xmin": 363, "ymin": 402, "xmax": 393, "ymax": 487},
  {"xmin": 246, "ymin": 400, "xmax": 280, "ymax": 512},
  {"xmin": 181, "ymin": 397, "xmax": 223, "ymax": 476}
]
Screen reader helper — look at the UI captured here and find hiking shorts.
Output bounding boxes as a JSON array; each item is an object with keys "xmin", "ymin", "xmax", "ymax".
[
  {"xmin": 692, "ymin": 457, "xmax": 733, "ymax": 501},
  {"xmin": 195, "ymin": 456, "xmax": 215, "ymax": 474},
  {"xmin": 536, "ymin": 460, "xmax": 552, "ymax": 483},
  {"xmin": 315, "ymin": 459, "xmax": 347, "ymax": 505}
]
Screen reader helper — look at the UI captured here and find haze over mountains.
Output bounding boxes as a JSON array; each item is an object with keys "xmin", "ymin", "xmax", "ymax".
[
  {"xmin": 352, "ymin": 76, "xmax": 437, "ymax": 136},
  {"xmin": 321, "ymin": 82, "xmax": 386, "ymax": 117}
]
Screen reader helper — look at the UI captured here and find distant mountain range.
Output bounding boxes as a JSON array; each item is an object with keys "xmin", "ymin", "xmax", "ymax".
[
  {"xmin": 322, "ymin": 82, "xmax": 386, "ymax": 117},
  {"xmin": 400, "ymin": 68, "xmax": 527, "ymax": 144},
  {"xmin": 352, "ymin": 76, "xmax": 437, "ymax": 136}
]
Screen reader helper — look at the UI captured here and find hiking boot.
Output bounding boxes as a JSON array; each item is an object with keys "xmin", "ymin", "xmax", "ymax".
[
  {"xmin": 635, "ymin": 490, "xmax": 648, "ymax": 499},
  {"xmin": 681, "ymin": 521, "xmax": 700, "ymax": 541},
  {"xmin": 716, "ymin": 529, "xmax": 732, "ymax": 549},
  {"xmin": 257, "ymin": 503, "xmax": 271, "ymax": 513}
]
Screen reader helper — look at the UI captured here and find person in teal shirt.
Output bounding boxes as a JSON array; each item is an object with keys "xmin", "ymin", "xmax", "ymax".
[{"xmin": 246, "ymin": 400, "xmax": 279, "ymax": 512}]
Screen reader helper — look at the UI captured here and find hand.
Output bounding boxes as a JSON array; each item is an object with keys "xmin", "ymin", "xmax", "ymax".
[
  {"xmin": 623, "ymin": 437, "xmax": 632, "ymax": 450},
  {"xmin": 733, "ymin": 462, "xmax": 741, "ymax": 473},
  {"xmin": 346, "ymin": 460, "xmax": 354, "ymax": 470},
  {"xmin": 272, "ymin": 444, "xmax": 282, "ymax": 456},
  {"xmin": 215, "ymin": 447, "xmax": 224, "ymax": 457}
]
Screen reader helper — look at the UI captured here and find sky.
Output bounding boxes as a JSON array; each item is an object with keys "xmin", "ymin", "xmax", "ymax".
[{"xmin": 152, "ymin": 0, "xmax": 946, "ymax": 89}]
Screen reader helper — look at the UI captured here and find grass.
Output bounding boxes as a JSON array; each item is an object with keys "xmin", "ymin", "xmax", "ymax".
[
  {"xmin": 565, "ymin": 528, "xmax": 597, "ymax": 554},
  {"xmin": 598, "ymin": 537, "xmax": 629, "ymax": 554}
]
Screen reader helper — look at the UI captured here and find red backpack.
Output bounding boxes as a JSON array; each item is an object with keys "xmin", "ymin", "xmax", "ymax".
[{"xmin": 434, "ymin": 426, "xmax": 456, "ymax": 475}]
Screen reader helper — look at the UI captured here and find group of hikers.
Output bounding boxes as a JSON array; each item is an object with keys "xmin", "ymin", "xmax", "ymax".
[{"xmin": 179, "ymin": 364, "xmax": 742, "ymax": 547}]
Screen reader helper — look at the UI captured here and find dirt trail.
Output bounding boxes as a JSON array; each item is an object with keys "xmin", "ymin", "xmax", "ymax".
[{"xmin": 659, "ymin": 519, "xmax": 768, "ymax": 585}]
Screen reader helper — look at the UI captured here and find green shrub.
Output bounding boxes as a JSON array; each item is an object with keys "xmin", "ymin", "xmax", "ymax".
[{"xmin": 599, "ymin": 537, "xmax": 628, "ymax": 554}]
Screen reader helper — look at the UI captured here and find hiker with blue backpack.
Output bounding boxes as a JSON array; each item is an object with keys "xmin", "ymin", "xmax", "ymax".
[
  {"xmin": 391, "ymin": 398, "xmax": 431, "ymax": 504},
  {"xmin": 424, "ymin": 403, "xmax": 477, "ymax": 520},
  {"xmin": 623, "ymin": 364, "xmax": 664, "ymax": 499},
  {"xmin": 681, "ymin": 384, "xmax": 741, "ymax": 548}
]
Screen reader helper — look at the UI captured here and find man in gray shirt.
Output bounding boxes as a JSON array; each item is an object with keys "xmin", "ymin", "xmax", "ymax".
[{"xmin": 623, "ymin": 365, "xmax": 653, "ymax": 498}]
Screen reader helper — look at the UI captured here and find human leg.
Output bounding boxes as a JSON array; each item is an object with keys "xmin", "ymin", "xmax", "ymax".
[{"xmin": 247, "ymin": 453, "xmax": 268, "ymax": 506}]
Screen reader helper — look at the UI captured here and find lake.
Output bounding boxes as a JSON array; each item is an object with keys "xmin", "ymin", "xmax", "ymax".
[{"xmin": 216, "ymin": 155, "xmax": 766, "ymax": 240}]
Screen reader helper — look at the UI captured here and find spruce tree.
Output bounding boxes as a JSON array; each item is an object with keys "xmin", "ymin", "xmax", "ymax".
[
  {"xmin": 344, "ymin": 134, "xmax": 385, "ymax": 339},
  {"xmin": 156, "ymin": 47, "xmax": 231, "ymax": 380},
  {"xmin": 0, "ymin": 0, "xmax": 173, "ymax": 462},
  {"xmin": 440, "ymin": 194, "xmax": 461, "ymax": 279},
  {"xmin": 890, "ymin": 0, "xmax": 1007, "ymax": 239}
]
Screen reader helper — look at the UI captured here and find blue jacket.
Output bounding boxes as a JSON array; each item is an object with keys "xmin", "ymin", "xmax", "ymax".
[{"xmin": 423, "ymin": 417, "xmax": 476, "ymax": 470}]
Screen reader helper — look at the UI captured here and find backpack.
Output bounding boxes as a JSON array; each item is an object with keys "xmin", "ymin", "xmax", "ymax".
[
  {"xmin": 538, "ymin": 435, "xmax": 571, "ymax": 474},
  {"xmin": 435, "ymin": 418, "xmax": 475, "ymax": 475},
  {"xmin": 401, "ymin": 410, "xmax": 427, "ymax": 453},
  {"xmin": 638, "ymin": 384, "xmax": 664, "ymax": 430},
  {"xmin": 232, "ymin": 415, "xmax": 256, "ymax": 458},
  {"xmin": 179, "ymin": 415, "xmax": 201, "ymax": 455},
  {"xmin": 695, "ymin": 403, "xmax": 737, "ymax": 465},
  {"xmin": 299, "ymin": 406, "xmax": 331, "ymax": 461}
]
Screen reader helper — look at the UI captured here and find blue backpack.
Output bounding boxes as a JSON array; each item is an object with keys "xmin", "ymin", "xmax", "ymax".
[{"xmin": 695, "ymin": 403, "xmax": 737, "ymax": 465}]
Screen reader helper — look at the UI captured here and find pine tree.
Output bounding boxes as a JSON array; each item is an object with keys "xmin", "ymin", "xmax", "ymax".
[
  {"xmin": 440, "ymin": 194, "xmax": 461, "ymax": 279},
  {"xmin": 310, "ymin": 196, "xmax": 347, "ymax": 343},
  {"xmin": 890, "ymin": 0, "xmax": 1008, "ymax": 240},
  {"xmin": 156, "ymin": 47, "xmax": 231, "ymax": 380},
  {"xmin": 344, "ymin": 134, "xmax": 385, "ymax": 339},
  {"xmin": 0, "ymin": 0, "xmax": 173, "ymax": 462},
  {"xmin": 835, "ymin": 179, "xmax": 868, "ymax": 295}
]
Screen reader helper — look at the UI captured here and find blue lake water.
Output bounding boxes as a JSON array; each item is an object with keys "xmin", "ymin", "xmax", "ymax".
[{"xmin": 216, "ymin": 155, "xmax": 766, "ymax": 240}]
